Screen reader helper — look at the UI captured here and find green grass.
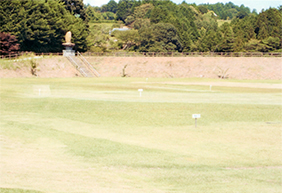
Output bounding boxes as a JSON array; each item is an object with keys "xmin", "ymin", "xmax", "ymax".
[
  {"xmin": 89, "ymin": 22, "xmax": 116, "ymax": 28},
  {"xmin": 0, "ymin": 188, "xmax": 43, "ymax": 193},
  {"xmin": 217, "ymin": 19, "xmax": 231, "ymax": 27},
  {"xmin": 0, "ymin": 78, "xmax": 281, "ymax": 192},
  {"xmin": 0, "ymin": 54, "xmax": 53, "ymax": 70},
  {"xmin": 0, "ymin": 59, "xmax": 24, "ymax": 70}
]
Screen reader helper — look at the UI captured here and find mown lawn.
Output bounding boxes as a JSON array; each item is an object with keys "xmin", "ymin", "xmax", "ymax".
[{"xmin": 0, "ymin": 78, "xmax": 281, "ymax": 193}]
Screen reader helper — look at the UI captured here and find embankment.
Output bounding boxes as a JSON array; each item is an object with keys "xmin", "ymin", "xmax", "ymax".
[{"xmin": 1, "ymin": 56, "xmax": 281, "ymax": 79}]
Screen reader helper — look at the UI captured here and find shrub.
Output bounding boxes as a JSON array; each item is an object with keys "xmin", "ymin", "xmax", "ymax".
[{"xmin": 0, "ymin": 32, "xmax": 20, "ymax": 55}]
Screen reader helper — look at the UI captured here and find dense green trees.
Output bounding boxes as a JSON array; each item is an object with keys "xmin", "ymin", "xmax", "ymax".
[
  {"xmin": 0, "ymin": 0, "xmax": 281, "ymax": 54},
  {"xmin": 0, "ymin": 0, "xmax": 88, "ymax": 53},
  {"xmin": 102, "ymin": 0, "xmax": 118, "ymax": 13},
  {"xmin": 116, "ymin": 0, "xmax": 281, "ymax": 52},
  {"xmin": 218, "ymin": 23, "xmax": 235, "ymax": 52},
  {"xmin": 86, "ymin": 6, "xmax": 103, "ymax": 22},
  {"xmin": 113, "ymin": 29, "xmax": 140, "ymax": 50},
  {"xmin": 255, "ymin": 8, "xmax": 281, "ymax": 40},
  {"xmin": 60, "ymin": 0, "xmax": 88, "ymax": 21},
  {"xmin": 116, "ymin": 0, "xmax": 136, "ymax": 22},
  {"xmin": 229, "ymin": 8, "xmax": 282, "ymax": 52},
  {"xmin": 139, "ymin": 23, "xmax": 182, "ymax": 52},
  {"xmin": 204, "ymin": 2, "xmax": 252, "ymax": 20}
]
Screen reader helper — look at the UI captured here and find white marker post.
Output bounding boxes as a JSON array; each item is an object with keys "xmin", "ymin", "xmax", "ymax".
[
  {"xmin": 138, "ymin": 89, "xmax": 143, "ymax": 97},
  {"xmin": 192, "ymin": 114, "xmax": 201, "ymax": 128},
  {"xmin": 210, "ymin": 85, "xmax": 212, "ymax": 91}
]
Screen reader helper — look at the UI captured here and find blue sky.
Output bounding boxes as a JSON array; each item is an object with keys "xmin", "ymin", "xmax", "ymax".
[{"xmin": 84, "ymin": 0, "xmax": 281, "ymax": 13}]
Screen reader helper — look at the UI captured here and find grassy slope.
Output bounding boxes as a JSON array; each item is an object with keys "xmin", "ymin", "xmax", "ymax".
[
  {"xmin": 0, "ymin": 78, "xmax": 281, "ymax": 192},
  {"xmin": 217, "ymin": 19, "xmax": 231, "ymax": 27}
]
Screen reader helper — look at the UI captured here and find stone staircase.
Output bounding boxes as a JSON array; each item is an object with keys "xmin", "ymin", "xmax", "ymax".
[{"xmin": 66, "ymin": 53, "xmax": 100, "ymax": 77}]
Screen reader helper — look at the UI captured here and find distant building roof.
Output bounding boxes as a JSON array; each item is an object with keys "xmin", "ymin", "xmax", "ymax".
[{"xmin": 109, "ymin": 28, "xmax": 130, "ymax": 35}]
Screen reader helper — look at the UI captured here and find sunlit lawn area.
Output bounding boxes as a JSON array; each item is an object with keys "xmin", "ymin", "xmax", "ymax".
[{"xmin": 0, "ymin": 78, "xmax": 281, "ymax": 193}]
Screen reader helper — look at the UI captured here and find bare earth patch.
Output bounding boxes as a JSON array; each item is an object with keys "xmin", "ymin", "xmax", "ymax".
[
  {"xmin": 0, "ymin": 56, "xmax": 281, "ymax": 80},
  {"xmin": 86, "ymin": 57, "xmax": 282, "ymax": 80},
  {"xmin": 0, "ymin": 57, "xmax": 79, "ymax": 78}
]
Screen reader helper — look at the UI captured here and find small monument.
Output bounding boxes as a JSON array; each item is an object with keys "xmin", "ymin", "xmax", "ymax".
[{"xmin": 62, "ymin": 31, "xmax": 75, "ymax": 56}]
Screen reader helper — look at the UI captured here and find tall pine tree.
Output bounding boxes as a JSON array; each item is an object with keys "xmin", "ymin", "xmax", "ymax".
[{"xmin": 218, "ymin": 22, "xmax": 235, "ymax": 52}]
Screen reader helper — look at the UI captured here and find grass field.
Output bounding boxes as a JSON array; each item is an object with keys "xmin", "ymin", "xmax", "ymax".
[{"xmin": 0, "ymin": 78, "xmax": 281, "ymax": 193}]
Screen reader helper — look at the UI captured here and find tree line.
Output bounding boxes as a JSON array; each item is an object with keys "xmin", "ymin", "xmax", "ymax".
[
  {"xmin": 88, "ymin": 0, "xmax": 281, "ymax": 53},
  {"xmin": 0, "ymin": 0, "xmax": 89, "ymax": 54},
  {"xmin": 1, "ymin": 0, "xmax": 281, "ymax": 54}
]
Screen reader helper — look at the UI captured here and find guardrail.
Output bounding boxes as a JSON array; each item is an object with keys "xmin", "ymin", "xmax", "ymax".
[
  {"xmin": 77, "ymin": 51, "xmax": 101, "ymax": 77},
  {"xmin": 66, "ymin": 55, "xmax": 88, "ymax": 77},
  {"xmin": 1, "ymin": 52, "xmax": 281, "ymax": 59}
]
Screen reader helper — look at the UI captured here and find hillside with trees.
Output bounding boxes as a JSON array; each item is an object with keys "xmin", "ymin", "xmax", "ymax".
[{"xmin": 1, "ymin": 0, "xmax": 281, "ymax": 54}]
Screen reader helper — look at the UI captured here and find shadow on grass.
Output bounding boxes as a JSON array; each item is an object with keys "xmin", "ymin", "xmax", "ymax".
[{"xmin": 0, "ymin": 188, "xmax": 43, "ymax": 193}]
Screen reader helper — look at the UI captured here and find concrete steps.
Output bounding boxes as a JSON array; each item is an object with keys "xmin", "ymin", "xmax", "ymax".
[{"xmin": 66, "ymin": 55, "xmax": 100, "ymax": 77}]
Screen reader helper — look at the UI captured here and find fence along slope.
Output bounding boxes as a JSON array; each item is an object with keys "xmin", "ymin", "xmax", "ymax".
[{"xmin": 1, "ymin": 52, "xmax": 281, "ymax": 59}]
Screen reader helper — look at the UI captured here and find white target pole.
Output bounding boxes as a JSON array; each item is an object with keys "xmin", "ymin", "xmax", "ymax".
[
  {"xmin": 138, "ymin": 89, "xmax": 143, "ymax": 97},
  {"xmin": 192, "ymin": 114, "xmax": 201, "ymax": 128}
]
